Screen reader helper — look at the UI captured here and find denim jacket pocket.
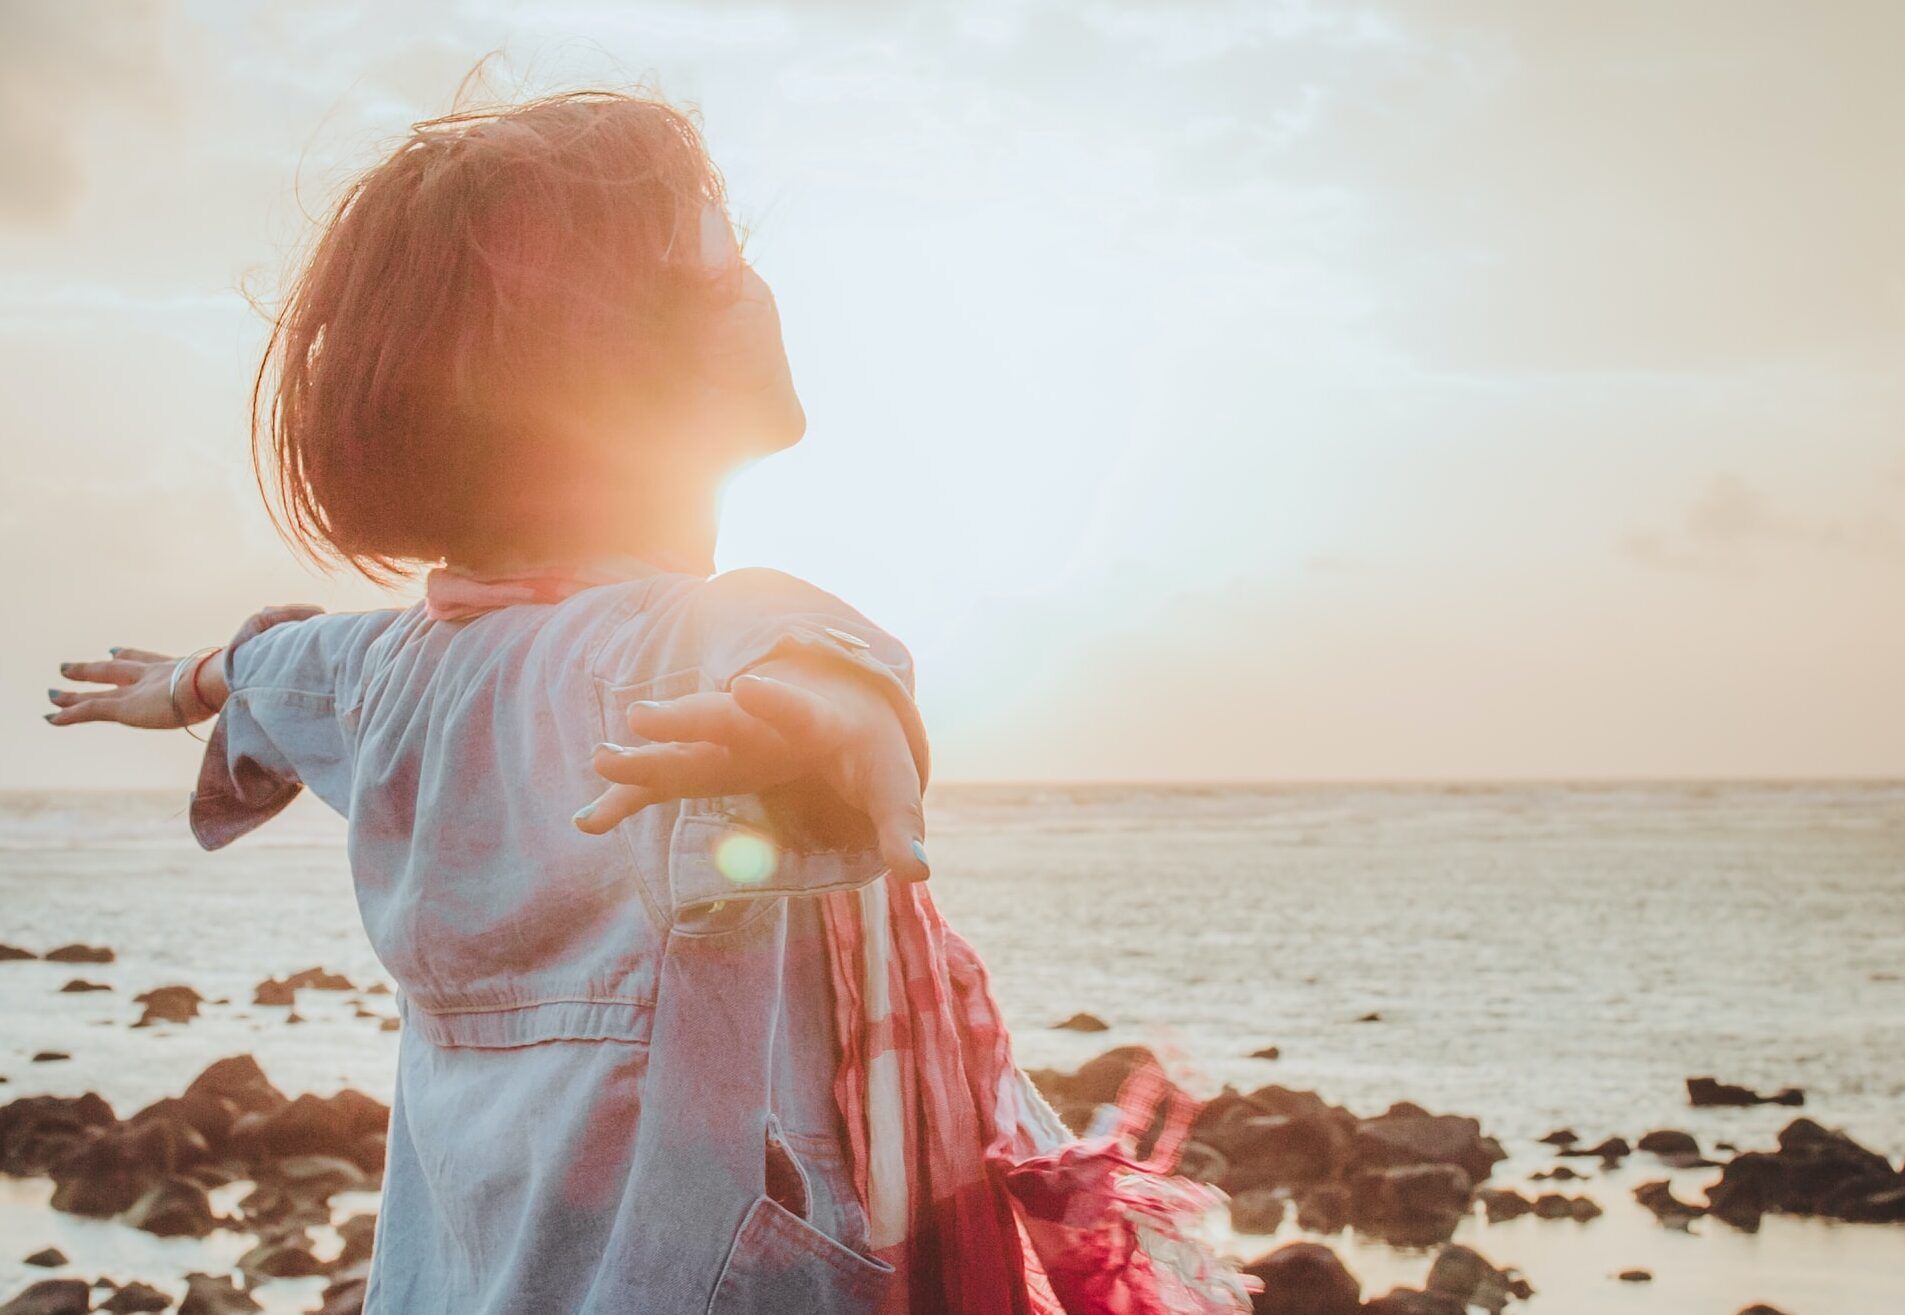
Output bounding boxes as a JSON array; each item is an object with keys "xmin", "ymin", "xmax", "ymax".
[
  {"xmin": 707, "ymin": 1194, "xmax": 894, "ymax": 1315},
  {"xmin": 670, "ymin": 807, "xmax": 889, "ymax": 930}
]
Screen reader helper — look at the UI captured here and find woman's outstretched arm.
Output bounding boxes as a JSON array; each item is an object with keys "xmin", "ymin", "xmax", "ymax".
[{"xmin": 46, "ymin": 606, "xmax": 321, "ymax": 730}]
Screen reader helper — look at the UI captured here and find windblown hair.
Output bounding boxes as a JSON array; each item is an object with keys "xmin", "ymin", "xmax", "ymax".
[{"xmin": 253, "ymin": 90, "xmax": 730, "ymax": 579}]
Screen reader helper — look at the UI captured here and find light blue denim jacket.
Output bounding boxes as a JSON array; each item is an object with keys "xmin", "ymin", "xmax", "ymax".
[{"xmin": 191, "ymin": 566, "xmax": 924, "ymax": 1314}]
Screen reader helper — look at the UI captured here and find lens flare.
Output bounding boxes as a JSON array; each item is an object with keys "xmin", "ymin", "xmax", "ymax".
[{"xmin": 714, "ymin": 830, "xmax": 778, "ymax": 886}]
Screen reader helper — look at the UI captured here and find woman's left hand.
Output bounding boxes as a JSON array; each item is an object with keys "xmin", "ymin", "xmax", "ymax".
[
  {"xmin": 574, "ymin": 661, "xmax": 930, "ymax": 882},
  {"xmin": 47, "ymin": 648, "xmax": 214, "ymax": 729}
]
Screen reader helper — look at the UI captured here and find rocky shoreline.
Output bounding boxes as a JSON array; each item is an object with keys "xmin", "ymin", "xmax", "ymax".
[
  {"xmin": 1026, "ymin": 1040, "xmax": 1904, "ymax": 1315},
  {"xmin": 3, "ymin": 944, "xmax": 1902, "ymax": 1314}
]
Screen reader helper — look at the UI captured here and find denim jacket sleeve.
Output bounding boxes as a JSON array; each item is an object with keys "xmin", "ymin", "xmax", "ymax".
[{"xmin": 189, "ymin": 606, "xmax": 404, "ymax": 850}]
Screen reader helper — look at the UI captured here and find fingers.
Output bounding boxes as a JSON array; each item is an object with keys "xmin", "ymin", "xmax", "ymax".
[
  {"xmin": 590, "ymin": 740, "xmax": 763, "ymax": 798},
  {"xmin": 45, "ymin": 690, "xmax": 121, "ymax": 726},
  {"xmin": 729, "ymin": 674, "xmax": 852, "ymax": 754},
  {"xmin": 572, "ymin": 783, "xmax": 659, "ymax": 835},
  {"xmin": 624, "ymin": 692, "xmax": 771, "ymax": 749},
  {"xmin": 57, "ymin": 659, "xmax": 143, "ymax": 686},
  {"xmin": 858, "ymin": 745, "xmax": 930, "ymax": 883}
]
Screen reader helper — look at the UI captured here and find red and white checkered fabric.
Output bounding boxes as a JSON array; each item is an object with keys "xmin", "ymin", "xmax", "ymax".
[{"xmin": 823, "ymin": 879, "xmax": 1256, "ymax": 1315}]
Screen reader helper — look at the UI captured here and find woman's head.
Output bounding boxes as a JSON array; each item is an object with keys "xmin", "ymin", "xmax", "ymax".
[{"xmin": 255, "ymin": 90, "xmax": 802, "ymax": 579}]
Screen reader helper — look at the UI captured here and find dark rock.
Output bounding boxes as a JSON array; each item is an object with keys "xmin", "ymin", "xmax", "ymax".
[
  {"xmin": 48, "ymin": 1104, "xmax": 215, "ymax": 1218},
  {"xmin": 58, "ymin": 980, "xmax": 110, "ymax": 993},
  {"xmin": 1354, "ymin": 1012, "xmax": 1382, "ymax": 1023},
  {"xmin": 1531, "ymin": 1192, "xmax": 1600, "ymax": 1222},
  {"xmin": 1361, "ymin": 1289, "xmax": 1462, "ymax": 1315},
  {"xmin": 1228, "ymin": 1187, "xmax": 1286, "ymax": 1234},
  {"xmin": 1353, "ymin": 1107, "xmax": 1505, "ymax": 1184},
  {"xmin": 0, "ymin": 1279, "xmax": 90, "ymax": 1315},
  {"xmin": 378, "ymin": 1017, "xmax": 400, "ymax": 1032},
  {"xmin": 176, "ymin": 1274, "xmax": 258, "ymax": 1315},
  {"xmin": 0, "ymin": 1091, "xmax": 116, "ymax": 1175},
  {"xmin": 1536, "ymin": 1129, "xmax": 1577, "ymax": 1146},
  {"xmin": 1478, "ymin": 1187, "xmax": 1533, "ymax": 1222},
  {"xmin": 1027, "ymin": 1047, "xmax": 1168, "ymax": 1133},
  {"xmin": 1425, "ymin": 1244, "xmax": 1523, "ymax": 1313},
  {"xmin": 232, "ymin": 1180, "xmax": 330, "ymax": 1234},
  {"xmin": 44, "ymin": 945, "xmax": 113, "ymax": 964},
  {"xmin": 1687, "ymin": 1076, "xmax": 1804, "ymax": 1108},
  {"xmin": 0, "ymin": 944, "xmax": 38, "ymax": 961},
  {"xmin": 364, "ymin": 983, "xmax": 391, "ymax": 996},
  {"xmin": 1633, "ymin": 1178, "xmax": 1706, "ymax": 1228},
  {"xmin": 1028, "ymin": 1046, "xmax": 1157, "ymax": 1109},
  {"xmin": 335, "ymin": 1212, "xmax": 378, "ymax": 1268},
  {"xmin": 98, "ymin": 1282, "xmax": 172, "ymax": 1312},
  {"xmin": 230, "ymin": 1089, "xmax": 390, "ymax": 1172},
  {"xmin": 1636, "ymin": 1129, "xmax": 1699, "ymax": 1158},
  {"xmin": 252, "ymin": 979, "xmax": 295, "ymax": 1007},
  {"xmin": 133, "ymin": 986, "xmax": 204, "ymax": 1027},
  {"xmin": 1205, "ymin": 1112, "xmax": 1353, "ymax": 1191},
  {"xmin": 270, "ymin": 1153, "xmax": 372, "ymax": 1197},
  {"xmin": 1177, "ymin": 1139, "xmax": 1229, "ymax": 1185},
  {"xmin": 123, "ymin": 1176, "xmax": 218, "ymax": 1238},
  {"xmin": 1295, "ymin": 1182, "xmax": 1350, "ymax": 1233},
  {"xmin": 237, "ymin": 1235, "xmax": 324, "ymax": 1280},
  {"xmin": 1617, "ymin": 1269, "xmax": 1652, "ymax": 1282},
  {"xmin": 1249, "ymin": 1046, "xmax": 1281, "ymax": 1061},
  {"xmin": 285, "ymin": 967, "xmax": 354, "ymax": 992},
  {"xmin": 1243, "ymin": 1241, "xmax": 1359, "ymax": 1315},
  {"xmin": 1350, "ymin": 1163, "xmax": 1471, "ymax": 1244},
  {"xmin": 30, "ymin": 1053, "xmax": 69, "ymax": 1064},
  {"xmin": 1736, "ymin": 1307, "xmax": 1791, "ymax": 1315},
  {"xmin": 1558, "ymin": 1136, "xmax": 1629, "ymax": 1161},
  {"xmin": 1706, "ymin": 1117, "xmax": 1905, "ymax": 1228},
  {"xmin": 1053, "ymin": 1012, "xmax": 1109, "ymax": 1032},
  {"xmin": 182, "ymin": 1055, "xmax": 287, "ymax": 1118},
  {"xmin": 20, "ymin": 1250, "xmax": 65, "ymax": 1268},
  {"xmin": 1239, "ymin": 1085, "xmax": 1345, "ymax": 1123},
  {"xmin": 1530, "ymin": 1165, "xmax": 1583, "ymax": 1181}
]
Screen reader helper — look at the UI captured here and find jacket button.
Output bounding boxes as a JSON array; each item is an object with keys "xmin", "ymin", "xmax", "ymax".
[{"xmin": 823, "ymin": 626, "xmax": 871, "ymax": 650}]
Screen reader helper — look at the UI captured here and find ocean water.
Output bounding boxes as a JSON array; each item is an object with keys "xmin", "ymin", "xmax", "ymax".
[{"xmin": 2, "ymin": 782, "xmax": 1901, "ymax": 1312}]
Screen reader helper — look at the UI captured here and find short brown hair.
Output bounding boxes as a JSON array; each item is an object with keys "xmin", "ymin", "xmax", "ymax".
[{"xmin": 252, "ymin": 91, "xmax": 729, "ymax": 579}]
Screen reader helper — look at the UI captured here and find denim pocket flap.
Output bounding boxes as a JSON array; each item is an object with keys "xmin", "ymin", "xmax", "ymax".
[
  {"xmin": 708, "ymin": 1194, "xmax": 893, "ymax": 1314},
  {"xmin": 670, "ymin": 810, "xmax": 888, "ymax": 920}
]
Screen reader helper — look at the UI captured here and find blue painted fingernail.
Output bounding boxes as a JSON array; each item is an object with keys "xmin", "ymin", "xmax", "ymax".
[
  {"xmin": 573, "ymin": 803, "xmax": 596, "ymax": 824},
  {"xmin": 594, "ymin": 742, "xmax": 635, "ymax": 756},
  {"xmin": 910, "ymin": 839, "xmax": 930, "ymax": 872},
  {"xmin": 108, "ymin": 647, "xmax": 121, "ymax": 656},
  {"xmin": 43, "ymin": 712, "xmax": 57, "ymax": 723},
  {"xmin": 47, "ymin": 689, "xmax": 59, "ymax": 702}
]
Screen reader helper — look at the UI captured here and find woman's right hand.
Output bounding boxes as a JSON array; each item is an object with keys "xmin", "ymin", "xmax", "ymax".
[{"xmin": 46, "ymin": 647, "xmax": 223, "ymax": 729}]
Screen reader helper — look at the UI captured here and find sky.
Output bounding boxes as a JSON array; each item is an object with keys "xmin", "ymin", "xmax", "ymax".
[{"xmin": 3, "ymin": 0, "xmax": 1901, "ymax": 788}]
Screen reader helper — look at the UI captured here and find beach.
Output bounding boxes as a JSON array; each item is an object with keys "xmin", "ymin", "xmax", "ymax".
[{"xmin": 2, "ymin": 781, "xmax": 1901, "ymax": 1312}]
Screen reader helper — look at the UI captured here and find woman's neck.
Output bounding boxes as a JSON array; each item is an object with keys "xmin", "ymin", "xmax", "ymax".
[{"xmin": 565, "ymin": 481, "xmax": 721, "ymax": 577}]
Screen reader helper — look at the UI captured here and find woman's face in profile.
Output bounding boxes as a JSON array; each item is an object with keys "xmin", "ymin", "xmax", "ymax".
[{"xmin": 684, "ymin": 204, "xmax": 806, "ymax": 457}]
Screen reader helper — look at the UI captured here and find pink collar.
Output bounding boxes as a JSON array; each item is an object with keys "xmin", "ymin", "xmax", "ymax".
[{"xmin": 423, "ymin": 554, "xmax": 705, "ymax": 622}]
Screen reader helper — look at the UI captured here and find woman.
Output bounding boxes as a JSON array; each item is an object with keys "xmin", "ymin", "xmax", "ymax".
[{"xmin": 49, "ymin": 89, "xmax": 1251, "ymax": 1315}]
